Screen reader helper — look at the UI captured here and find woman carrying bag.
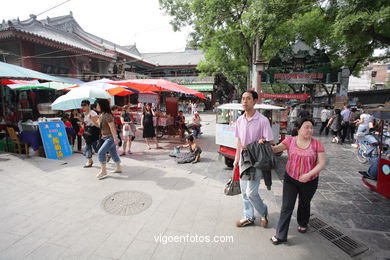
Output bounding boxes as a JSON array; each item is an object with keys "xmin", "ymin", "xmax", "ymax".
[{"xmin": 81, "ymin": 100, "xmax": 100, "ymax": 168}]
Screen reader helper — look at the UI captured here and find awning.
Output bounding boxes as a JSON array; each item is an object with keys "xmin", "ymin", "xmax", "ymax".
[
  {"xmin": 110, "ymin": 79, "xmax": 206, "ymax": 99},
  {"xmin": 182, "ymin": 84, "xmax": 213, "ymax": 92},
  {"xmin": 0, "ymin": 61, "xmax": 75, "ymax": 83}
]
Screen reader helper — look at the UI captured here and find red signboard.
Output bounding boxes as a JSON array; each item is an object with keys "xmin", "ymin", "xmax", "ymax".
[{"xmin": 259, "ymin": 93, "xmax": 309, "ymax": 100}]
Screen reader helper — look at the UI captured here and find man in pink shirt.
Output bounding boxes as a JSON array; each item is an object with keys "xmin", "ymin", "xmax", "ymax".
[{"xmin": 234, "ymin": 90, "xmax": 274, "ymax": 228}]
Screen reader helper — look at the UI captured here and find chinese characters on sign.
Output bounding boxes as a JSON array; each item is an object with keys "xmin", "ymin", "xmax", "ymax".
[
  {"xmin": 259, "ymin": 93, "xmax": 309, "ymax": 100},
  {"xmin": 138, "ymin": 93, "xmax": 159, "ymax": 104},
  {"xmin": 274, "ymin": 73, "xmax": 323, "ymax": 81},
  {"xmin": 38, "ymin": 121, "xmax": 72, "ymax": 160}
]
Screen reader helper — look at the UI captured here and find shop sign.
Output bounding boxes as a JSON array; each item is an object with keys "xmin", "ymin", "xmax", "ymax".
[
  {"xmin": 259, "ymin": 93, "xmax": 309, "ymax": 100},
  {"xmin": 266, "ymin": 40, "xmax": 334, "ymax": 84},
  {"xmin": 138, "ymin": 93, "xmax": 159, "ymax": 104},
  {"xmin": 38, "ymin": 121, "xmax": 72, "ymax": 160}
]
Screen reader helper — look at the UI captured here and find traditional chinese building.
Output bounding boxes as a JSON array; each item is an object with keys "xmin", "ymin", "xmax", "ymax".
[{"xmin": 0, "ymin": 12, "xmax": 212, "ymax": 88}]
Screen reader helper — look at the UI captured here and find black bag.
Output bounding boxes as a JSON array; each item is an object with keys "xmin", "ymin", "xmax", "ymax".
[
  {"xmin": 96, "ymin": 138, "xmax": 105, "ymax": 150},
  {"xmin": 83, "ymin": 125, "xmax": 99, "ymax": 144},
  {"xmin": 224, "ymin": 168, "xmax": 241, "ymax": 196}
]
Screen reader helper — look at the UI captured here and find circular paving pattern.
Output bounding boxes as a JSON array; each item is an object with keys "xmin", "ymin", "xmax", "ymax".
[{"xmin": 101, "ymin": 190, "xmax": 152, "ymax": 216}]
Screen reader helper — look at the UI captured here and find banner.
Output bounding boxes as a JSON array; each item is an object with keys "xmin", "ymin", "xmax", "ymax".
[
  {"xmin": 38, "ymin": 121, "xmax": 72, "ymax": 159},
  {"xmin": 138, "ymin": 93, "xmax": 159, "ymax": 104},
  {"xmin": 259, "ymin": 93, "xmax": 309, "ymax": 100}
]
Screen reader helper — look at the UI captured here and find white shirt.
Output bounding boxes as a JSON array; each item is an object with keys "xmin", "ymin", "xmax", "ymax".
[
  {"xmin": 83, "ymin": 110, "xmax": 97, "ymax": 126},
  {"xmin": 360, "ymin": 113, "xmax": 372, "ymax": 127},
  {"xmin": 192, "ymin": 117, "xmax": 201, "ymax": 125},
  {"xmin": 320, "ymin": 109, "xmax": 329, "ymax": 122}
]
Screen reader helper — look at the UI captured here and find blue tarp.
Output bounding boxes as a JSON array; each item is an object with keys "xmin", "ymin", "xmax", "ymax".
[{"xmin": 0, "ymin": 61, "xmax": 75, "ymax": 83}]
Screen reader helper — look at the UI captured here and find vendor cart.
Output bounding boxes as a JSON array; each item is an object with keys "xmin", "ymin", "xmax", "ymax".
[
  {"xmin": 362, "ymin": 107, "xmax": 390, "ymax": 200},
  {"xmin": 215, "ymin": 103, "xmax": 285, "ymax": 168}
]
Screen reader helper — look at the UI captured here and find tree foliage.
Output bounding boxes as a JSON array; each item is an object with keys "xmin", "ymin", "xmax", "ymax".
[{"xmin": 160, "ymin": 0, "xmax": 390, "ymax": 91}]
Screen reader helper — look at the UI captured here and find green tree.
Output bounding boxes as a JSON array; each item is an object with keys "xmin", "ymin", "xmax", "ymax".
[
  {"xmin": 160, "ymin": 0, "xmax": 390, "ymax": 92},
  {"xmin": 159, "ymin": 0, "xmax": 308, "ymax": 91},
  {"xmin": 292, "ymin": 0, "xmax": 390, "ymax": 76}
]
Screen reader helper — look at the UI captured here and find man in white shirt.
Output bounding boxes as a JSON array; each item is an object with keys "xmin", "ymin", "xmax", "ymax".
[{"xmin": 319, "ymin": 106, "xmax": 331, "ymax": 136}]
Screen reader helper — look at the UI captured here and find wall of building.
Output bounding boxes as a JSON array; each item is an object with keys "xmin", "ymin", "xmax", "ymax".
[
  {"xmin": 348, "ymin": 70, "xmax": 372, "ymax": 91},
  {"xmin": 371, "ymin": 64, "xmax": 388, "ymax": 86}
]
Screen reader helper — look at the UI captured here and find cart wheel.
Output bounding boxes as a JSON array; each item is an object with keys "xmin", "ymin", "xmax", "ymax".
[{"xmin": 225, "ymin": 157, "xmax": 234, "ymax": 168}]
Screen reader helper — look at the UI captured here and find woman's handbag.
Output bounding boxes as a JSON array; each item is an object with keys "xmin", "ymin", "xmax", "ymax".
[
  {"xmin": 96, "ymin": 138, "xmax": 105, "ymax": 150},
  {"xmin": 224, "ymin": 167, "xmax": 241, "ymax": 196}
]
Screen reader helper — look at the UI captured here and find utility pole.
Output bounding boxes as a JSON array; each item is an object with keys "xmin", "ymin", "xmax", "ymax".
[{"xmin": 253, "ymin": 36, "xmax": 267, "ymax": 103}]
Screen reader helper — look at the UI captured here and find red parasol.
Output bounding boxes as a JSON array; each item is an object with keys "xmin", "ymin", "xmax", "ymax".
[{"xmin": 110, "ymin": 79, "xmax": 206, "ymax": 99}]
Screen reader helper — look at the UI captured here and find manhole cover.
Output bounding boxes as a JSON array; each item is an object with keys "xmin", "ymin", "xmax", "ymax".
[{"xmin": 101, "ymin": 191, "xmax": 152, "ymax": 216}]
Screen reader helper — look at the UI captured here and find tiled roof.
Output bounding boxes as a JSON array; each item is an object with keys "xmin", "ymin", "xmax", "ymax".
[
  {"xmin": 141, "ymin": 49, "xmax": 204, "ymax": 66},
  {"xmin": 0, "ymin": 14, "xmax": 113, "ymax": 59},
  {"xmin": 0, "ymin": 14, "xmax": 205, "ymax": 67}
]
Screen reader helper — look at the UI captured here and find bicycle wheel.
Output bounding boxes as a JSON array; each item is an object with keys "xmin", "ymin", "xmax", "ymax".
[{"xmin": 355, "ymin": 146, "xmax": 369, "ymax": 164}]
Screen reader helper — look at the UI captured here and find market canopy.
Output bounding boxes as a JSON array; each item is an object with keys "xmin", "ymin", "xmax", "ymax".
[
  {"xmin": 109, "ymin": 79, "xmax": 207, "ymax": 99},
  {"xmin": 0, "ymin": 61, "xmax": 75, "ymax": 83},
  {"xmin": 74, "ymin": 79, "xmax": 134, "ymax": 96},
  {"xmin": 7, "ymin": 81, "xmax": 77, "ymax": 91}
]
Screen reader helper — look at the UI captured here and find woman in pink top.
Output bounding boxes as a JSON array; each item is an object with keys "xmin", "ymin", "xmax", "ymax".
[{"xmin": 270, "ymin": 118, "xmax": 326, "ymax": 245}]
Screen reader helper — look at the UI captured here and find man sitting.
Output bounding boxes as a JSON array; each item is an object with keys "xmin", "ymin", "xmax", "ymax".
[{"xmin": 176, "ymin": 111, "xmax": 191, "ymax": 135}]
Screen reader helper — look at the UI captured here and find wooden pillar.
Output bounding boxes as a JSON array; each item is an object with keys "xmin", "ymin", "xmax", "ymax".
[
  {"xmin": 69, "ymin": 56, "xmax": 77, "ymax": 77},
  {"xmin": 20, "ymin": 40, "xmax": 38, "ymax": 70}
]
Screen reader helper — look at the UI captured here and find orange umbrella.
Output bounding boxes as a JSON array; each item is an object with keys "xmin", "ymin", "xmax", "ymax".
[
  {"xmin": 106, "ymin": 87, "xmax": 134, "ymax": 96},
  {"xmin": 110, "ymin": 79, "xmax": 206, "ymax": 99}
]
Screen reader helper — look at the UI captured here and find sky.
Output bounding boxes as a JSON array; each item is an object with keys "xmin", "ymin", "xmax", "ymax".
[{"xmin": 1, "ymin": 0, "xmax": 191, "ymax": 53}]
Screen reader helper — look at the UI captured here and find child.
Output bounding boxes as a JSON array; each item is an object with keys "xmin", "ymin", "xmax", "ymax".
[{"xmin": 120, "ymin": 105, "xmax": 136, "ymax": 155}]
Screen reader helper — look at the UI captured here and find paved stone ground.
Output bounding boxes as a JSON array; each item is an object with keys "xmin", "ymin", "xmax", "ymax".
[
  {"xmin": 310, "ymin": 131, "xmax": 390, "ymax": 259},
  {"xmin": 0, "ymin": 112, "xmax": 388, "ymax": 259}
]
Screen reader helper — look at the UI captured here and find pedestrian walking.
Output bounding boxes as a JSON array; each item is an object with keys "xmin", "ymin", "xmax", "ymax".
[
  {"xmin": 234, "ymin": 90, "xmax": 274, "ymax": 228},
  {"xmin": 187, "ymin": 101, "xmax": 192, "ymax": 115},
  {"xmin": 270, "ymin": 118, "xmax": 326, "ymax": 245},
  {"xmin": 95, "ymin": 99, "xmax": 121, "ymax": 180},
  {"xmin": 327, "ymin": 108, "xmax": 343, "ymax": 143},
  {"xmin": 341, "ymin": 105, "xmax": 352, "ymax": 143},
  {"xmin": 70, "ymin": 109, "xmax": 82, "ymax": 152},
  {"xmin": 319, "ymin": 106, "xmax": 331, "ymax": 136},
  {"xmin": 298, "ymin": 104, "xmax": 310, "ymax": 119},
  {"xmin": 111, "ymin": 105, "xmax": 123, "ymax": 148},
  {"xmin": 191, "ymin": 101, "xmax": 198, "ymax": 115},
  {"xmin": 349, "ymin": 107, "xmax": 358, "ymax": 140},
  {"xmin": 141, "ymin": 103, "xmax": 161, "ymax": 150},
  {"xmin": 81, "ymin": 100, "xmax": 100, "ymax": 168},
  {"xmin": 192, "ymin": 112, "xmax": 202, "ymax": 138},
  {"xmin": 120, "ymin": 105, "xmax": 135, "ymax": 155}
]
